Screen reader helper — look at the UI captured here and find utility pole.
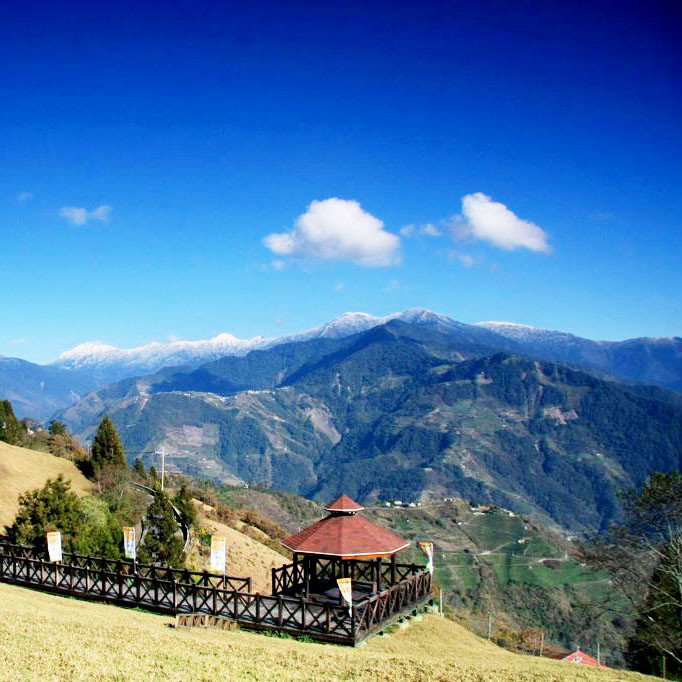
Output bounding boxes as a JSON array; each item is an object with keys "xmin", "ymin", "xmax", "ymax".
[
  {"xmin": 487, "ymin": 613, "xmax": 492, "ymax": 640},
  {"xmin": 597, "ymin": 642, "xmax": 600, "ymax": 666},
  {"xmin": 539, "ymin": 630, "xmax": 544, "ymax": 657},
  {"xmin": 156, "ymin": 447, "xmax": 167, "ymax": 491}
]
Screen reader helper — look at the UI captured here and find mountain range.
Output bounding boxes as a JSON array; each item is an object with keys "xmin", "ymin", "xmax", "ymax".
[
  {"xmin": 3, "ymin": 308, "xmax": 682, "ymax": 420},
  {"xmin": 55, "ymin": 319, "xmax": 682, "ymax": 533}
]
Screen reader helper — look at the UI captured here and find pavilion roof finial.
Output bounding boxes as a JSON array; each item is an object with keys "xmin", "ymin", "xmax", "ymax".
[{"xmin": 324, "ymin": 495, "xmax": 364, "ymax": 513}]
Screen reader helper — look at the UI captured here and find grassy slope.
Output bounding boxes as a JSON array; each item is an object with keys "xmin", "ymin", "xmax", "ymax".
[
  {"xmin": 195, "ymin": 515, "xmax": 289, "ymax": 593},
  {"xmin": 0, "ymin": 441, "xmax": 93, "ymax": 528},
  {"xmin": 0, "ymin": 582, "xmax": 657, "ymax": 682}
]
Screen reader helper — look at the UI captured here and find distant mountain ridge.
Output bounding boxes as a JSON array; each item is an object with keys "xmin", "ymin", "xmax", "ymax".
[
  {"xmin": 476, "ymin": 321, "xmax": 682, "ymax": 391},
  {"xmin": 2, "ymin": 308, "xmax": 681, "ymax": 419},
  {"xmin": 53, "ymin": 309, "xmax": 456, "ymax": 382},
  {"xmin": 53, "ymin": 309, "xmax": 682, "ymax": 391}
]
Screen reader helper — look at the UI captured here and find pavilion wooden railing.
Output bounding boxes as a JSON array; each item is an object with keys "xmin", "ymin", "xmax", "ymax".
[
  {"xmin": 353, "ymin": 569, "xmax": 432, "ymax": 640},
  {"xmin": 271, "ymin": 556, "xmax": 423, "ymax": 596},
  {"xmin": 0, "ymin": 541, "xmax": 250, "ymax": 592},
  {"xmin": 0, "ymin": 541, "xmax": 431, "ymax": 645}
]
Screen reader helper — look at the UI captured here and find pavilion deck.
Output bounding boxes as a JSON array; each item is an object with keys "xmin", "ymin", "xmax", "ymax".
[{"xmin": 0, "ymin": 541, "xmax": 432, "ymax": 645}]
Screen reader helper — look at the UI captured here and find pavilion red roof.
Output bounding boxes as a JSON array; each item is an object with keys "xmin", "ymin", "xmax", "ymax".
[
  {"xmin": 282, "ymin": 496, "xmax": 409, "ymax": 558},
  {"xmin": 324, "ymin": 495, "xmax": 364, "ymax": 513}
]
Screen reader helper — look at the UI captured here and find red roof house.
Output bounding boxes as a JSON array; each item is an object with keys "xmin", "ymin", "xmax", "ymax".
[{"xmin": 562, "ymin": 650, "xmax": 608, "ymax": 668}]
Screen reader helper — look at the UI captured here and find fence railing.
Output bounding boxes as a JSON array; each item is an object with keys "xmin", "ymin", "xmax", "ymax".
[
  {"xmin": 271, "ymin": 556, "xmax": 423, "ymax": 597},
  {"xmin": 0, "ymin": 541, "xmax": 431, "ymax": 644},
  {"xmin": 354, "ymin": 570, "xmax": 432, "ymax": 637},
  {"xmin": 0, "ymin": 541, "xmax": 251, "ymax": 592}
]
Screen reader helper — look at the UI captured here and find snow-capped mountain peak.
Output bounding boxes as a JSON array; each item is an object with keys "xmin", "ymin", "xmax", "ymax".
[
  {"xmin": 53, "ymin": 309, "xmax": 452, "ymax": 382},
  {"xmin": 476, "ymin": 321, "xmax": 537, "ymax": 330}
]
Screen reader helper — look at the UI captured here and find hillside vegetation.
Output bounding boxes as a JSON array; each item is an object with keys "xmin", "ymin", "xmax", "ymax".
[
  {"xmin": 0, "ymin": 582, "xmax": 657, "ymax": 681},
  {"xmin": 0, "ymin": 440, "xmax": 92, "ymax": 528}
]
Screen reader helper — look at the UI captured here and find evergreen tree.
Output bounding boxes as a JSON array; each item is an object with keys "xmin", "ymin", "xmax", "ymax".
[
  {"xmin": 173, "ymin": 482, "xmax": 197, "ymax": 529},
  {"xmin": 5, "ymin": 475, "xmax": 81, "ymax": 552},
  {"xmin": 133, "ymin": 457, "xmax": 146, "ymax": 479},
  {"xmin": 48, "ymin": 420, "xmax": 67, "ymax": 437},
  {"xmin": 138, "ymin": 490, "xmax": 185, "ymax": 567},
  {"xmin": 3, "ymin": 475, "xmax": 121, "ymax": 558},
  {"xmin": 0, "ymin": 399, "xmax": 23, "ymax": 445},
  {"xmin": 90, "ymin": 416, "xmax": 127, "ymax": 477}
]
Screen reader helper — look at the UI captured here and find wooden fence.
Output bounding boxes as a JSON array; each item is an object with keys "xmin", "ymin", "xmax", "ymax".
[
  {"xmin": 272, "ymin": 556, "xmax": 422, "ymax": 596},
  {"xmin": 0, "ymin": 541, "xmax": 432, "ymax": 644}
]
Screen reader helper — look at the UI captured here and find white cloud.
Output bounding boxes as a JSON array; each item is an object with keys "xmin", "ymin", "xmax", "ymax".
[
  {"xmin": 420, "ymin": 223, "xmax": 442, "ymax": 237},
  {"xmin": 263, "ymin": 198, "xmax": 401, "ymax": 267},
  {"xmin": 16, "ymin": 192, "xmax": 33, "ymax": 202},
  {"xmin": 456, "ymin": 193, "xmax": 550, "ymax": 253},
  {"xmin": 333, "ymin": 282, "xmax": 344, "ymax": 292},
  {"xmin": 400, "ymin": 223, "xmax": 443, "ymax": 237},
  {"xmin": 59, "ymin": 204, "xmax": 112, "ymax": 226},
  {"xmin": 10, "ymin": 337, "xmax": 28, "ymax": 345},
  {"xmin": 270, "ymin": 259, "xmax": 286, "ymax": 271}
]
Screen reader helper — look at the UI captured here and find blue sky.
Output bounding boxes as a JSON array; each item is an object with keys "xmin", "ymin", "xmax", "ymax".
[{"xmin": 2, "ymin": 1, "xmax": 681, "ymax": 364}]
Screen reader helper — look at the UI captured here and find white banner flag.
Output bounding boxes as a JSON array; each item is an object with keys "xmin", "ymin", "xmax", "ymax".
[
  {"xmin": 210, "ymin": 535, "xmax": 226, "ymax": 573},
  {"xmin": 123, "ymin": 527, "xmax": 136, "ymax": 560},
  {"xmin": 418, "ymin": 541, "xmax": 434, "ymax": 575},
  {"xmin": 46, "ymin": 531, "xmax": 62, "ymax": 562},
  {"xmin": 337, "ymin": 577, "xmax": 353, "ymax": 614}
]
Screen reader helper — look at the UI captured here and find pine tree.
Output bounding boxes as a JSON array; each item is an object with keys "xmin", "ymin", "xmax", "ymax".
[
  {"xmin": 0, "ymin": 399, "xmax": 24, "ymax": 445},
  {"xmin": 133, "ymin": 458, "xmax": 146, "ymax": 479},
  {"xmin": 4, "ymin": 475, "xmax": 123, "ymax": 559},
  {"xmin": 173, "ymin": 482, "xmax": 197, "ymax": 529},
  {"xmin": 48, "ymin": 420, "xmax": 67, "ymax": 436},
  {"xmin": 138, "ymin": 490, "xmax": 185, "ymax": 567},
  {"xmin": 90, "ymin": 416, "xmax": 127, "ymax": 477}
]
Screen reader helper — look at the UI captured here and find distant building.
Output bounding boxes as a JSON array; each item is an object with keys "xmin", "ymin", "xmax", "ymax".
[{"xmin": 562, "ymin": 650, "xmax": 607, "ymax": 668}]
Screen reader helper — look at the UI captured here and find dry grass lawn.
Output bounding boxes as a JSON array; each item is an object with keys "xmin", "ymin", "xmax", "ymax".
[
  {"xmin": 0, "ymin": 582, "xmax": 659, "ymax": 681},
  {"xmin": 0, "ymin": 441, "xmax": 93, "ymax": 528}
]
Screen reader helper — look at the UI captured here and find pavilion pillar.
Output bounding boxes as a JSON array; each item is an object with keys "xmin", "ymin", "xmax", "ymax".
[
  {"xmin": 376, "ymin": 557, "xmax": 382, "ymax": 593},
  {"xmin": 304, "ymin": 556, "xmax": 311, "ymax": 598},
  {"xmin": 390, "ymin": 553, "xmax": 396, "ymax": 585}
]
